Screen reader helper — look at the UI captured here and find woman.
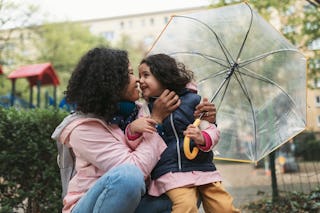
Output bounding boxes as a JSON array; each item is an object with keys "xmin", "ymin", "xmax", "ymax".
[{"xmin": 52, "ymin": 47, "xmax": 216, "ymax": 213}]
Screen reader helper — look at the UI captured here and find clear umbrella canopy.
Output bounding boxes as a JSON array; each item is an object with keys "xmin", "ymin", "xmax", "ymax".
[{"xmin": 148, "ymin": 3, "xmax": 307, "ymax": 163}]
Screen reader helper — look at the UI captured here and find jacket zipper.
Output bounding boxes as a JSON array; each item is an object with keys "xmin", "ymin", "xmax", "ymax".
[{"xmin": 170, "ymin": 114, "xmax": 182, "ymax": 171}]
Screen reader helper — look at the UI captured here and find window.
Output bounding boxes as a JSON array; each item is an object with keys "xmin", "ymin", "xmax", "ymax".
[
  {"xmin": 316, "ymin": 96, "xmax": 320, "ymax": 107},
  {"xmin": 164, "ymin": 16, "xmax": 169, "ymax": 24},
  {"xmin": 317, "ymin": 115, "xmax": 320, "ymax": 127},
  {"xmin": 315, "ymin": 78, "xmax": 320, "ymax": 88},
  {"xmin": 120, "ymin": 21, "xmax": 125, "ymax": 29},
  {"xmin": 101, "ymin": 31, "xmax": 114, "ymax": 41},
  {"xmin": 150, "ymin": 18, "xmax": 154, "ymax": 25}
]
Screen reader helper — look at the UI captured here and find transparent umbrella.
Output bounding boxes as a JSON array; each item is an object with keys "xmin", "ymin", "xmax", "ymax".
[{"xmin": 148, "ymin": 2, "xmax": 307, "ymax": 163}]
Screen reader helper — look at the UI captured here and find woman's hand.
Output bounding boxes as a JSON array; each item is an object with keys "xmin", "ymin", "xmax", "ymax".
[
  {"xmin": 129, "ymin": 117, "xmax": 157, "ymax": 134},
  {"xmin": 151, "ymin": 89, "xmax": 181, "ymax": 124},
  {"xmin": 194, "ymin": 98, "xmax": 217, "ymax": 124}
]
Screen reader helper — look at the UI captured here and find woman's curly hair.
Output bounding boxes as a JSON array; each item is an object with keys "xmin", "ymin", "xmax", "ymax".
[
  {"xmin": 140, "ymin": 53, "xmax": 194, "ymax": 94},
  {"xmin": 65, "ymin": 47, "xmax": 130, "ymax": 121}
]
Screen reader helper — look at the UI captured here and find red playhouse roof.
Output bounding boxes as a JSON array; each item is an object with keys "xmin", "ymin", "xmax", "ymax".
[
  {"xmin": 8, "ymin": 63, "xmax": 60, "ymax": 86},
  {"xmin": 0, "ymin": 66, "xmax": 3, "ymax": 75}
]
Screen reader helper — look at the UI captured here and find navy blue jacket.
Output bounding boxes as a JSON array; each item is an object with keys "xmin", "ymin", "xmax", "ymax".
[{"xmin": 150, "ymin": 89, "xmax": 216, "ymax": 180}]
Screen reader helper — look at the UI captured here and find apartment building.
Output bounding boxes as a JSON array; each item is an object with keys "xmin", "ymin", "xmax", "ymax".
[
  {"xmin": 308, "ymin": 78, "xmax": 320, "ymax": 132},
  {"xmin": 77, "ymin": 6, "xmax": 207, "ymax": 51}
]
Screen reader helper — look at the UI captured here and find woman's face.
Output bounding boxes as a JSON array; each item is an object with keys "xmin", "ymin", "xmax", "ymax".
[
  {"xmin": 121, "ymin": 65, "xmax": 140, "ymax": 102},
  {"xmin": 138, "ymin": 63, "xmax": 165, "ymax": 98}
]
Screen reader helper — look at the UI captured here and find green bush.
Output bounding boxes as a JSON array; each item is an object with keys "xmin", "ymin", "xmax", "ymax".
[
  {"xmin": 294, "ymin": 132, "xmax": 320, "ymax": 161},
  {"xmin": 0, "ymin": 107, "xmax": 68, "ymax": 212}
]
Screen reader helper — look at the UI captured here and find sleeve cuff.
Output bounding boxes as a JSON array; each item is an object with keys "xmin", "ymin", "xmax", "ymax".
[
  {"xmin": 197, "ymin": 131, "xmax": 212, "ymax": 152},
  {"xmin": 126, "ymin": 125, "xmax": 142, "ymax": 140}
]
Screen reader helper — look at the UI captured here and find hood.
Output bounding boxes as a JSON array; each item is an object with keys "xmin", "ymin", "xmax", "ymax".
[
  {"xmin": 51, "ymin": 112, "xmax": 91, "ymax": 143},
  {"xmin": 186, "ymin": 81, "xmax": 198, "ymax": 93}
]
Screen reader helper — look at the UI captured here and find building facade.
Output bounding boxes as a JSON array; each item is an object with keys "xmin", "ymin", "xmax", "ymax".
[{"xmin": 77, "ymin": 7, "xmax": 207, "ymax": 51}]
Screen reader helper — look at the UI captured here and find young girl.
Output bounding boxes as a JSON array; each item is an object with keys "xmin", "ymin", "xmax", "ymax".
[{"xmin": 128, "ymin": 53, "xmax": 239, "ymax": 213}]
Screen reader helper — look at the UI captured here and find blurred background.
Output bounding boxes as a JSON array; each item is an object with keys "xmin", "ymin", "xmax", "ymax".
[{"xmin": 0, "ymin": 0, "xmax": 319, "ymax": 212}]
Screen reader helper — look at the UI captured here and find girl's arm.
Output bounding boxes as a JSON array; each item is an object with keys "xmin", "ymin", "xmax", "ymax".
[
  {"xmin": 184, "ymin": 121, "xmax": 220, "ymax": 152},
  {"xmin": 125, "ymin": 117, "xmax": 157, "ymax": 150}
]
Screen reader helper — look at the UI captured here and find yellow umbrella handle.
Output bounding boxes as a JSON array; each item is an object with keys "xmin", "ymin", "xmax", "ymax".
[{"xmin": 183, "ymin": 118, "xmax": 201, "ymax": 160}]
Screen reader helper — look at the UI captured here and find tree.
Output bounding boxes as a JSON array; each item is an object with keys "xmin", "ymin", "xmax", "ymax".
[
  {"xmin": 0, "ymin": 0, "xmax": 39, "ymax": 66},
  {"xmin": 30, "ymin": 22, "xmax": 109, "ymax": 102},
  {"xmin": 115, "ymin": 34, "xmax": 146, "ymax": 74},
  {"xmin": 209, "ymin": 0, "xmax": 320, "ymax": 82},
  {"xmin": 253, "ymin": 0, "xmax": 320, "ymax": 84},
  {"xmin": 0, "ymin": 0, "xmax": 42, "ymax": 99},
  {"xmin": 33, "ymin": 22, "xmax": 109, "ymax": 74}
]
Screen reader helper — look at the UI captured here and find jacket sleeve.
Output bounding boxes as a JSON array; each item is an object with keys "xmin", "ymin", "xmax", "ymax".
[
  {"xmin": 198, "ymin": 120, "xmax": 220, "ymax": 151},
  {"xmin": 69, "ymin": 120, "xmax": 167, "ymax": 179},
  {"xmin": 124, "ymin": 124, "xmax": 143, "ymax": 150}
]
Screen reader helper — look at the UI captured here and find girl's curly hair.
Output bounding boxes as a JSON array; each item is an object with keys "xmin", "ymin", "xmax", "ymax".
[
  {"xmin": 65, "ymin": 47, "xmax": 130, "ymax": 121},
  {"xmin": 140, "ymin": 53, "xmax": 194, "ymax": 94}
]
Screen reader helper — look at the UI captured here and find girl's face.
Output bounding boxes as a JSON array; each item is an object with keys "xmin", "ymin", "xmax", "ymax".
[
  {"xmin": 138, "ymin": 63, "xmax": 165, "ymax": 98},
  {"xmin": 121, "ymin": 64, "xmax": 140, "ymax": 102}
]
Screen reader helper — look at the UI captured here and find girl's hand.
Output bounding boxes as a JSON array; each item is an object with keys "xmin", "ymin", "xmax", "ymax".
[
  {"xmin": 130, "ymin": 117, "xmax": 157, "ymax": 134},
  {"xmin": 184, "ymin": 124, "xmax": 205, "ymax": 146}
]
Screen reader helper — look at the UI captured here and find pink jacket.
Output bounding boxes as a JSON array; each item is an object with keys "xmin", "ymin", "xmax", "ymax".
[{"xmin": 52, "ymin": 110, "xmax": 167, "ymax": 213}]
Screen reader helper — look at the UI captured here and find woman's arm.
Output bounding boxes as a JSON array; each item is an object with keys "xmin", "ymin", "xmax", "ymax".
[{"xmin": 70, "ymin": 121, "xmax": 167, "ymax": 179}]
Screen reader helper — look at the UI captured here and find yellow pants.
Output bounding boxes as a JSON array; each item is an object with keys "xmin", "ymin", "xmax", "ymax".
[{"xmin": 166, "ymin": 181, "xmax": 240, "ymax": 213}]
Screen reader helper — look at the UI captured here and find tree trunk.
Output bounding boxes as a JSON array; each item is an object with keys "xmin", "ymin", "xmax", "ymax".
[{"xmin": 269, "ymin": 151, "xmax": 279, "ymax": 202}]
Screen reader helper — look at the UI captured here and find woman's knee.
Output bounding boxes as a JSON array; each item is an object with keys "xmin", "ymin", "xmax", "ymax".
[{"xmin": 108, "ymin": 164, "xmax": 145, "ymax": 195}]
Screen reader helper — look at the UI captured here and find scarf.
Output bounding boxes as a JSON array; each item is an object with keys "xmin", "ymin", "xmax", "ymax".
[{"xmin": 110, "ymin": 101, "xmax": 139, "ymax": 132}]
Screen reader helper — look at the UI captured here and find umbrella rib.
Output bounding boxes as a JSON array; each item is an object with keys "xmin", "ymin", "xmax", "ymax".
[
  {"xmin": 236, "ymin": 3, "xmax": 254, "ymax": 62},
  {"xmin": 238, "ymin": 67, "xmax": 298, "ymax": 108},
  {"xmin": 170, "ymin": 51, "xmax": 229, "ymax": 68},
  {"xmin": 215, "ymin": 75, "xmax": 232, "ymax": 111},
  {"xmin": 173, "ymin": 15, "xmax": 235, "ymax": 66},
  {"xmin": 233, "ymin": 70, "xmax": 258, "ymax": 160},
  {"xmin": 239, "ymin": 49, "xmax": 302, "ymax": 67},
  {"xmin": 198, "ymin": 69, "xmax": 229, "ymax": 85}
]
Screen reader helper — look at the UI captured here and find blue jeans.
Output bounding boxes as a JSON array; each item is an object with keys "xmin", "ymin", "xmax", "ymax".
[
  {"xmin": 72, "ymin": 164, "xmax": 145, "ymax": 213},
  {"xmin": 135, "ymin": 194, "xmax": 172, "ymax": 213},
  {"xmin": 135, "ymin": 190, "xmax": 202, "ymax": 213}
]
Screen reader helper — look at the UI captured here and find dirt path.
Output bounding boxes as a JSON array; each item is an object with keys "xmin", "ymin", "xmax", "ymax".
[{"xmin": 216, "ymin": 162, "xmax": 272, "ymax": 209}]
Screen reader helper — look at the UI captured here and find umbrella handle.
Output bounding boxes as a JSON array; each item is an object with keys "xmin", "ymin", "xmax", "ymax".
[{"xmin": 183, "ymin": 118, "xmax": 201, "ymax": 160}]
